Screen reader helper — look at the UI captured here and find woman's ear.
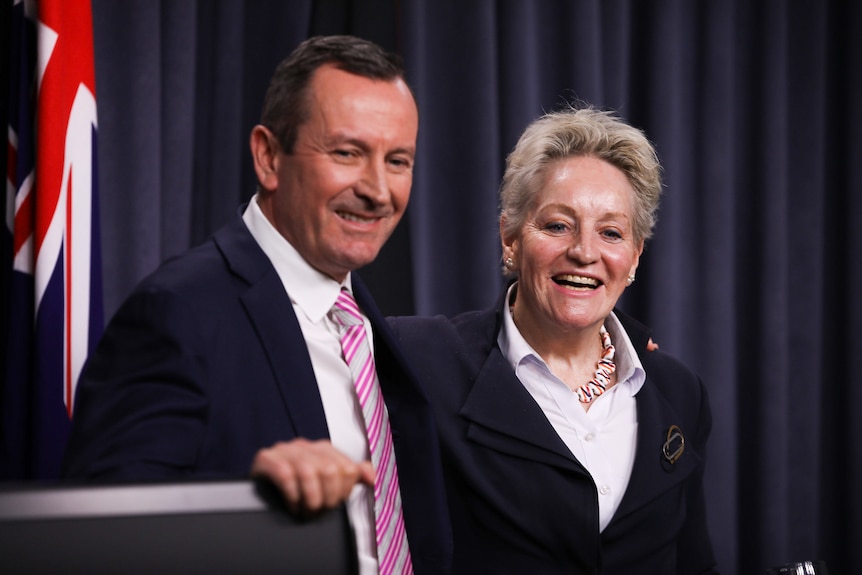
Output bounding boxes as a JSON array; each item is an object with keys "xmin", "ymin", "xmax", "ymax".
[
  {"xmin": 250, "ymin": 125, "xmax": 280, "ymax": 191},
  {"xmin": 499, "ymin": 217, "xmax": 511, "ymax": 254},
  {"xmin": 500, "ymin": 216, "xmax": 519, "ymax": 269},
  {"xmin": 628, "ymin": 239, "xmax": 645, "ymax": 281}
]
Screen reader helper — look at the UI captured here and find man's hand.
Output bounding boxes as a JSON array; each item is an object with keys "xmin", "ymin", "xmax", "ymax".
[{"xmin": 251, "ymin": 438, "xmax": 375, "ymax": 514}]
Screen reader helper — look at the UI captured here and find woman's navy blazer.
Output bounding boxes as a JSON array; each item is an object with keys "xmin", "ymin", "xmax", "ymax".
[{"xmin": 390, "ymin": 298, "xmax": 717, "ymax": 575}]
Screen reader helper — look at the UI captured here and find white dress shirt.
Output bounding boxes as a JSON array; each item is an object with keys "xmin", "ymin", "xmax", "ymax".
[
  {"xmin": 243, "ymin": 196, "xmax": 379, "ymax": 575},
  {"xmin": 498, "ymin": 283, "xmax": 645, "ymax": 532}
]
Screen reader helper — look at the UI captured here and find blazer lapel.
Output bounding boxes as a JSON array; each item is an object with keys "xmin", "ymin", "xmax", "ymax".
[
  {"xmin": 460, "ymin": 348, "xmax": 587, "ymax": 475},
  {"xmin": 215, "ymin": 213, "xmax": 330, "ymax": 440},
  {"xmin": 610, "ymin": 308, "xmax": 702, "ymax": 522},
  {"xmin": 610, "ymin": 376, "xmax": 701, "ymax": 522}
]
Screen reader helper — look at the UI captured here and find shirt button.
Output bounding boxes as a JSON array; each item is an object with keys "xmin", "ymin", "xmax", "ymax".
[
  {"xmin": 599, "ymin": 485, "xmax": 611, "ymax": 496},
  {"xmin": 584, "ymin": 432, "xmax": 595, "ymax": 442}
]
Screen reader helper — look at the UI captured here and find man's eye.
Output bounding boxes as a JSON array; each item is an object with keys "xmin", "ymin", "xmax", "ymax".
[{"xmin": 388, "ymin": 157, "xmax": 413, "ymax": 169}]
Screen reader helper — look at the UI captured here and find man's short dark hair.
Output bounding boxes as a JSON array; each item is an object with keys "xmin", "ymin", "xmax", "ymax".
[{"xmin": 261, "ymin": 35, "xmax": 410, "ymax": 153}]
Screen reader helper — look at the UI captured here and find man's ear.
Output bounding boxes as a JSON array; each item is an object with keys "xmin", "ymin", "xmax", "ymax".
[{"xmin": 250, "ymin": 125, "xmax": 280, "ymax": 191}]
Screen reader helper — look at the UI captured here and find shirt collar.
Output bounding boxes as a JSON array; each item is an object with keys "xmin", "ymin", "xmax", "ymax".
[
  {"xmin": 498, "ymin": 282, "xmax": 646, "ymax": 396},
  {"xmin": 242, "ymin": 194, "xmax": 350, "ymax": 323}
]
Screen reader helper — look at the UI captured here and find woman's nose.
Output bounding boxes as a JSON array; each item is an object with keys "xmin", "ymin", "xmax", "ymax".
[{"xmin": 568, "ymin": 231, "xmax": 598, "ymax": 263}]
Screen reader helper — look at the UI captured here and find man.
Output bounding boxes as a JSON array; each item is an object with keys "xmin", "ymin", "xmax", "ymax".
[{"xmin": 62, "ymin": 36, "xmax": 451, "ymax": 575}]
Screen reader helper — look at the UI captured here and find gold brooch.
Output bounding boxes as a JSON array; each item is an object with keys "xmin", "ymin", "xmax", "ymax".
[{"xmin": 662, "ymin": 425, "xmax": 685, "ymax": 465}]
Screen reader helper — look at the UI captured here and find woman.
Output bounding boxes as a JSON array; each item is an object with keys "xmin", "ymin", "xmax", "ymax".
[{"xmin": 390, "ymin": 107, "xmax": 717, "ymax": 574}]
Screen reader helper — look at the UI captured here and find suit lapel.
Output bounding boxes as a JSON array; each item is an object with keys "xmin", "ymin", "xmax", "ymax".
[
  {"xmin": 460, "ymin": 345, "xmax": 587, "ymax": 475},
  {"xmin": 214, "ymin": 214, "xmax": 330, "ymax": 440},
  {"xmin": 241, "ymin": 279, "xmax": 330, "ymax": 439},
  {"xmin": 610, "ymin": 370, "xmax": 701, "ymax": 523},
  {"xmin": 610, "ymin": 309, "xmax": 702, "ymax": 522}
]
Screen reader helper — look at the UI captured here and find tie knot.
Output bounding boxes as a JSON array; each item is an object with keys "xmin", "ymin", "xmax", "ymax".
[{"xmin": 330, "ymin": 289, "xmax": 364, "ymax": 328}]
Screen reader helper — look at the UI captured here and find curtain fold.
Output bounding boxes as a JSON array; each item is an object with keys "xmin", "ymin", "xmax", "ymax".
[
  {"xmin": 402, "ymin": 0, "xmax": 504, "ymax": 316},
  {"xmin": 4, "ymin": 0, "xmax": 858, "ymax": 572}
]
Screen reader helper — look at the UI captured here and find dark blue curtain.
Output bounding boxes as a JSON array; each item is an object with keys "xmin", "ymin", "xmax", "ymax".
[{"xmin": 5, "ymin": 0, "xmax": 861, "ymax": 572}]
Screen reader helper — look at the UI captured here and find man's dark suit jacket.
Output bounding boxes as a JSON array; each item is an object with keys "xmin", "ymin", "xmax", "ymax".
[
  {"xmin": 389, "ymin": 298, "xmax": 717, "ymax": 575},
  {"xmin": 62, "ymin": 211, "xmax": 452, "ymax": 575}
]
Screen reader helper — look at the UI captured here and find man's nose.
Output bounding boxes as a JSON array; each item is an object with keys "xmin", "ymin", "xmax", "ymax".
[{"xmin": 358, "ymin": 159, "xmax": 389, "ymax": 204}]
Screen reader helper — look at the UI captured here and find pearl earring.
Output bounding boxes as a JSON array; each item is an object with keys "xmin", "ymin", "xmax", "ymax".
[
  {"xmin": 626, "ymin": 274, "xmax": 636, "ymax": 286},
  {"xmin": 504, "ymin": 257, "xmax": 514, "ymax": 269}
]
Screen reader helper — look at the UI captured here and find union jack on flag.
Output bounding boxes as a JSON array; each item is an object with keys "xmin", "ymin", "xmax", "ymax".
[{"xmin": 2, "ymin": 0, "xmax": 103, "ymax": 480}]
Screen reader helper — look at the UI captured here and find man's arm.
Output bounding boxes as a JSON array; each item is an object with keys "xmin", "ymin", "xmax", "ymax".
[{"xmin": 62, "ymin": 287, "xmax": 210, "ymax": 480}]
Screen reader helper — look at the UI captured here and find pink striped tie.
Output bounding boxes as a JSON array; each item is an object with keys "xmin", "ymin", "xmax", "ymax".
[{"xmin": 330, "ymin": 289, "xmax": 413, "ymax": 575}]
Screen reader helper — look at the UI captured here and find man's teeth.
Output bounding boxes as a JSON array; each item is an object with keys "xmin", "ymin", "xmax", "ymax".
[
  {"xmin": 338, "ymin": 211, "xmax": 375, "ymax": 224},
  {"xmin": 554, "ymin": 274, "xmax": 599, "ymax": 289}
]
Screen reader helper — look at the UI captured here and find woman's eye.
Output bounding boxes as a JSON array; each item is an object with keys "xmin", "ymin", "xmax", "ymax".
[
  {"xmin": 545, "ymin": 222, "xmax": 568, "ymax": 233},
  {"xmin": 602, "ymin": 229, "xmax": 623, "ymax": 240}
]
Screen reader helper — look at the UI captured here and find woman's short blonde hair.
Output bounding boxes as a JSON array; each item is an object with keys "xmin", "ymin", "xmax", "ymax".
[{"xmin": 499, "ymin": 106, "xmax": 662, "ymax": 250}]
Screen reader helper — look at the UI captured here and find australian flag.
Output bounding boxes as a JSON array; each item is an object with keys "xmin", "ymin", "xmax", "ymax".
[{"xmin": 2, "ymin": 0, "xmax": 103, "ymax": 481}]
